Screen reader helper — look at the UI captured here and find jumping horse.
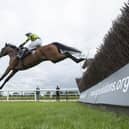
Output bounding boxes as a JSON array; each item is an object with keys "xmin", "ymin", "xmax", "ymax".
[{"xmin": 0, "ymin": 42, "xmax": 85, "ymax": 89}]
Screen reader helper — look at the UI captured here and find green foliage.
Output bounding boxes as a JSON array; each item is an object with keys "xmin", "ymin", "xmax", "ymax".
[
  {"xmin": 79, "ymin": 2, "xmax": 129, "ymax": 92},
  {"xmin": 0, "ymin": 102, "xmax": 128, "ymax": 129}
]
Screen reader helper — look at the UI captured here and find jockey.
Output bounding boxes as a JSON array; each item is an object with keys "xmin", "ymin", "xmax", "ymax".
[
  {"xmin": 17, "ymin": 33, "xmax": 42, "ymax": 59},
  {"xmin": 20, "ymin": 32, "xmax": 42, "ymax": 50}
]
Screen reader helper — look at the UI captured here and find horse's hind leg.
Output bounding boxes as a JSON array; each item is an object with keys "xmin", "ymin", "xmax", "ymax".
[
  {"xmin": 64, "ymin": 52, "xmax": 84, "ymax": 63},
  {"xmin": 51, "ymin": 54, "xmax": 67, "ymax": 63},
  {"xmin": 52, "ymin": 56, "xmax": 67, "ymax": 63}
]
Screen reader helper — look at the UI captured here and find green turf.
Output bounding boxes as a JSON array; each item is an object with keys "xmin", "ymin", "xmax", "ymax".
[{"xmin": 0, "ymin": 102, "xmax": 128, "ymax": 129}]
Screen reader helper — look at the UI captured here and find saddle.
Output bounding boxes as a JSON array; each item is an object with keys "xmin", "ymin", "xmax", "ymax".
[{"xmin": 17, "ymin": 45, "xmax": 41, "ymax": 59}]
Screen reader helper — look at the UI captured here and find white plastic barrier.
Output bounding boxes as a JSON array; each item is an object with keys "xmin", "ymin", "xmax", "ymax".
[{"xmin": 80, "ymin": 63, "xmax": 129, "ymax": 107}]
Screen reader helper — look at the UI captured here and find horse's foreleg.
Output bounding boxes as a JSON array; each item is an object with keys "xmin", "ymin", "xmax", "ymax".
[
  {"xmin": 0, "ymin": 67, "xmax": 11, "ymax": 81},
  {"xmin": 0, "ymin": 70, "xmax": 17, "ymax": 89},
  {"xmin": 0, "ymin": 58, "xmax": 19, "ymax": 81}
]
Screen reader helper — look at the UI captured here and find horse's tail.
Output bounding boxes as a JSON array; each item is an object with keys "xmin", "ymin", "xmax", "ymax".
[{"xmin": 53, "ymin": 42, "xmax": 81, "ymax": 54}]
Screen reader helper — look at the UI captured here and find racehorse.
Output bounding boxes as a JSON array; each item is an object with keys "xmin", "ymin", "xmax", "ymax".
[{"xmin": 0, "ymin": 42, "xmax": 85, "ymax": 89}]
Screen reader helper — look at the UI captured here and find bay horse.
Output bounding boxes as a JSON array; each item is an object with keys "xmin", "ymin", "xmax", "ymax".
[{"xmin": 0, "ymin": 42, "xmax": 85, "ymax": 89}]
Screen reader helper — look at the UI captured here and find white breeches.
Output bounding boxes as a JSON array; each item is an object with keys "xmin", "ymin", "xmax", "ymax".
[{"xmin": 28, "ymin": 39, "xmax": 42, "ymax": 50}]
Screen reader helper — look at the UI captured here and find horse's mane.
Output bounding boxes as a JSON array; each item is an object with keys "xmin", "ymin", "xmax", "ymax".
[{"xmin": 6, "ymin": 43, "xmax": 18, "ymax": 49}]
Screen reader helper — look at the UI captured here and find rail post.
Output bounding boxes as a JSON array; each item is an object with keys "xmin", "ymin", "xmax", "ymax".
[{"xmin": 7, "ymin": 91, "xmax": 9, "ymax": 101}]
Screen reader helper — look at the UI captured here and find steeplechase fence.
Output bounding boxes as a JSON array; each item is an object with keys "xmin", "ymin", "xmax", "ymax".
[
  {"xmin": 0, "ymin": 88, "xmax": 80, "ymax": 102},
  {"xmin": 80, "ymin": 63, "xmax": 129, "ymax": 107}
]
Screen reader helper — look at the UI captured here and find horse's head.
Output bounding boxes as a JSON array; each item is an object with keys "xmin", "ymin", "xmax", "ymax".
[{"xmin": 0, "ymin": 43, "xmax": 18, "ymax": 58}]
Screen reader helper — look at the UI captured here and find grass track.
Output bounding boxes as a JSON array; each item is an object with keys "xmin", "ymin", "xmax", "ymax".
[{"xmin": 0, "ymin": 102, "xmax": 129, "ymax": 129}]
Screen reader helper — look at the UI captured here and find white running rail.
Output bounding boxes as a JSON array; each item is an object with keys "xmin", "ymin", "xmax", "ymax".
[{"xmin": 0, "ymin": 88, "xmax": 80, "ymax": 101}]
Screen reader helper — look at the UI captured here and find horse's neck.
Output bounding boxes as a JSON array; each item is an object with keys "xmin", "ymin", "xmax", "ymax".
[{"xmin": 8, "ymin": 50, "xmax": 17, "ymax": 58}]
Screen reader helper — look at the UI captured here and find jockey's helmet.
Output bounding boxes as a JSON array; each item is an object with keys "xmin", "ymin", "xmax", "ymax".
[{"xmin": 25, "ymin": 32, "xmax": 32, "ymax": 37}]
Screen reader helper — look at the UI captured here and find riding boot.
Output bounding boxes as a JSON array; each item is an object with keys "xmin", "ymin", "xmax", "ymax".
[
  {"xmin": 16, "ymin": 49, "xmax": 25, "ymax": 67},
  {"xmin": 16, "ymin": 48, "xmax": 25, "ymax": 59}
]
